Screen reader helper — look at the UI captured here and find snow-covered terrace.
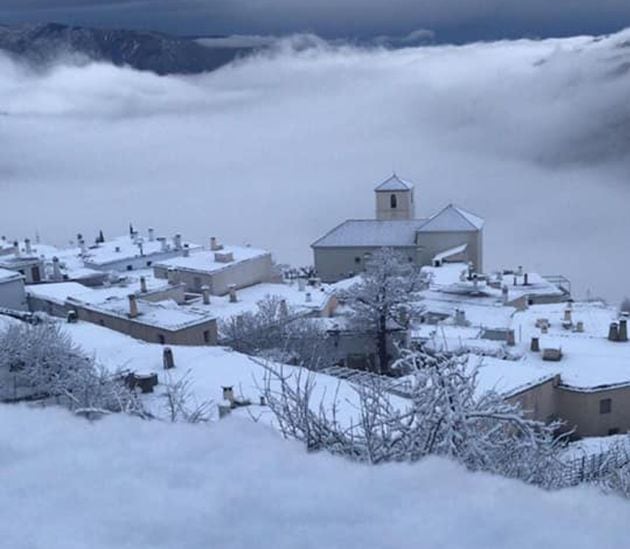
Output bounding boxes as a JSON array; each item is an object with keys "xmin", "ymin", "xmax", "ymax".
[
  {"xmin": 0, "ymin": 267, "xmax": 23, "ymax": 284},
  {"xmin": 154, "ymin": 245, "xmax": 270, "ymax": 275},
  {"xmin": 83, "ymin": 234, "xmax": 200, "ymax": 268}
]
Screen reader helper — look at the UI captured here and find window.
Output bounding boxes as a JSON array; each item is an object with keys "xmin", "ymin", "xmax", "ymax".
[
  {"xmin": 146, "ymin": 261, "xmax": 152, "ymax": 267},
  {"xmin": 608, "ymin": 428, "xmax": 620, "ymax": 436},
  {"xmin": 126, "ymin": 265, "xmax": 133, "ymax": 271},
  {"xmin": 203, "ymin": 330, "xmax": 211, "ymax": 344},
  {"xmin": 354, "ymin": 257, "xmax": 361, "ymax": 264},
  {"xmin": 157, "ymin": 334, "xmax": 165, "ymax": 344},
  {"xmin": 600, "ymin": 398, "xmax": 612, "ymax": 414},
  {"xmin": 390, "ymin": 194, "xmax": 397, "ymax": 208}
]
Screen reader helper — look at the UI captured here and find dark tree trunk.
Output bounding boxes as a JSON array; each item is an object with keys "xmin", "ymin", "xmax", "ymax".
[{"xmin": 377, "ymin": 314, "xmax": 388, "ymax": 374}]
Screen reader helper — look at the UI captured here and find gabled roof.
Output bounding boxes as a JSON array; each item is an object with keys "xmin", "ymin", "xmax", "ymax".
[
  {"xmin": 312, "ymin": 220, "xmax": 425, "ymax": 248},
  {"xmin": 374, "ymin": 174, "xmax": 414, "ymax": 192},
  {"xmin": 418, "ymin": 204, "xmax": 484, "ymax": 233}
]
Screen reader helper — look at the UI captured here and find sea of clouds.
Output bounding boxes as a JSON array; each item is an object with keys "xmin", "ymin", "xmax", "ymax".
[{"xmin": 0, "ymin": 30, "xmax": 629, "ymax": 301}]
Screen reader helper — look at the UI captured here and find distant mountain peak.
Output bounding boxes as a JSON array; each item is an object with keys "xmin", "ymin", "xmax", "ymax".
[{"xmin": 0, "ymin": 22, "xmax": 258, "ymax": 75}]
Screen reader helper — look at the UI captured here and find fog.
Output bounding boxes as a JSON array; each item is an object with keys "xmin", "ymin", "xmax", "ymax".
[{"xmin": 1, "ymin": 31, "xmax": 629, "ymax": 302}]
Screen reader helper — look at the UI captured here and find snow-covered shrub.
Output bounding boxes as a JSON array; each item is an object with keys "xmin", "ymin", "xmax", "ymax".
[
  {"xmin": 0, "ymin": 321, "xmax": 144, "ymax": 417},
  {"xmin": 263, "ymin": 348, "xmax": 565, "ymax": 486},
  {"xmin": 162, "ymin": 371, "xmax": 214, "ymax": 423},
  {"xmin": 220, "ymin": 295, "xmax": 332, "ymax": 368}
]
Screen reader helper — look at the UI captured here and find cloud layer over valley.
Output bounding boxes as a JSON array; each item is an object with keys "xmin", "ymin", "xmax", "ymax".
[{"xmin": 1, "ymin": 31, "xmax": 629, "ymax": 301}]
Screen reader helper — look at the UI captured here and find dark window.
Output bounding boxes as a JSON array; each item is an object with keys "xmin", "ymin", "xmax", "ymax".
[
  {"xmin": 203, "ymin": 330, "xmax": 211, "ymax": 344},
  {"xmin": 608, "ymin": 428, "xmax": 620, "ymax": 436},
  {"xmin": 99, "ymin": 319, "xmax": 105, "ymax": 327},
  {"xmin": 146, "ymin": 261, "xmax": 152, "ymax": 267},
  {"xmin": 354, "ymin": 257, "xmax": 361, "ymax": 264},
  {"xmin": 390, "ymin": 194, "xmax": 397, "ymax": 208},
  {"xmin": 31, "ymin": 266, "xmax": 41, "ymax": 282},
  {"xmin": 126, "ymin": 265, "xmax": 133, "ymax": 271},
  {"xmin": 157, "ymin": 334, "xmax": 165, "ymax": 344},
  {"xmin": 600, "ymin": 398, "xmax": 612, "ymax": 414}
]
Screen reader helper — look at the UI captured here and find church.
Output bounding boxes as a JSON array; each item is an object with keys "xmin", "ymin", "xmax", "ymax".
[{"xmin": 312, "ymin": 174, "xmax": 484, "ymax": 282}]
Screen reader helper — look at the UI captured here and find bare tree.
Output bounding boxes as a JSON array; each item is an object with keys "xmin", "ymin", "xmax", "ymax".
[
  {"xmin": 262, "ymin": 348, "xmax": 565, "ymax": 485},
  {"xmin": 220, "ymin": 295, "xmax": 333, "ymax": 368},
  {"xmin": 340, "ymin": 248, "xmax": 426, "ymax": 374},
  {"xmin": 162, "ymin": 371, "xmax": 214, "ymax": 423}
]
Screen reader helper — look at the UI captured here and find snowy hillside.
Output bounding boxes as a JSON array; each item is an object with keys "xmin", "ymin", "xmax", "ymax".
[{"xmin": 0, "ymin": 406, "xmax": 628, "ymax": 549}]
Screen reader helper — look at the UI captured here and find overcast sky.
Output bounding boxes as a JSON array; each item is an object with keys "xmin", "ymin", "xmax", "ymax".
[{"xmin": 1, "ymin": 0, "xmax": 630, "ymax": 41}]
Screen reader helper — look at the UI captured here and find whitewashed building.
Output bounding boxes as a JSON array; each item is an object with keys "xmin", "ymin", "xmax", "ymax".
[
  {"xmin": 0, "ymin": 268, "xmax": 26, "ymax": 311},
  {"xmin": 312, "ymin": 175, "xmax": 484, "ymax": 282}
]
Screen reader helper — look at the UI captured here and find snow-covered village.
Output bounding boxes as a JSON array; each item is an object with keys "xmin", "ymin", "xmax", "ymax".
[{"xmin": 2, "ymin": 5, "xmax": 630, "ymax": 548}]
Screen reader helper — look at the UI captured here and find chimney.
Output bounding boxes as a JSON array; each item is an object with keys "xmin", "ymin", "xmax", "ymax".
[
  {"xmin": 79, "ymin": 238, "xmax": 87, "ymax": 255},
  {"xmin": 523, "ymin": 273, "xmax": 529, "ymax": 286},
  {"xmin": 229, "ymin": 284, "xmax": 238, "ymax": 303},
  {"xmin": 564, "ymin": 308, "xmax": 572, "ymax": 324},
  {"xmin": 173, "ymin": 234, "xmax": 182, "ymax": 251},
  {"xmin": 609, "ymin": 322, "xmax": 619, "ymax": 342},
  {"xmin": 279, "ymin": 299, "xmax": 288, "ymax": 318},
  {"xmin": 163, "ymin": 347, "xmax": 175, "ymax": 369},
  {"xmin": 14, "ymin": 241, "xmax": 20, "ymax": 257},
  {"xmin": 298, "ymin": 278, "xmax": 306, "ymax": 292},
  {"xmin": 530, "ymin": 337, "xmax": 540, "ymax": 352},
  {"xmin": 202, "ymin": 285, "xmax": 210, "ymax": 305},
  {"xmin": 501, "ymin": 285, "xmax": 509, "ymax": 305},
  {"xmin": 128, "ymin": 294, "xmax": 139, "ymax": 319},
  {"xmin": 575, "ymin": 321, "xmax": 584, "ymax": 333},
  {"xmin": 183, "ymin": 244, "xmax": 190, "ymax": 258},
  {"xmin": 24, "ymin": 238, "xmax": 32, "ymax": 255},
  {"xmin": 222, "ymin": 386, "xmax": 235, "ymax": 403},
  {"xmin": 148, "ymin": 228, "xmax": 155, "ymax": 242},
  {"xmin": 210, "ymin": 236, "xmax": 221, "ymax": 251},
  {"xmin": 619, "ymin": 319, "xmax": 628, "ymax": 342},
  {"xmin": 52, "ymin": 256, "xmax": 62, "ymax": 281},
  {"xmin": 158, "ymin": 237, "xmax": 168, "ymax": 252},
  {"xmin": 140, "ymin": 276, "xmax": 148, "ymax": 293},
  {"xmin": 305, "ymin": 292, "xmax": 312, "ymax": 303}
]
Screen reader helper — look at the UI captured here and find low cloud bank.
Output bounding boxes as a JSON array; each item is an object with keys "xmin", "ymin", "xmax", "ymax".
[{"xmin": 1, "ymin": 31, "xmax": 629, "ymax": 301}]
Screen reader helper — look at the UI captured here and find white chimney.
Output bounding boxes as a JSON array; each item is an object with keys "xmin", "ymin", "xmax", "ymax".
[
  {"xmin": 157, "ymin": 237, "xmax": 168, "ymax": 252},
  {"xmin": 140, "ymin": 276, "xmax": 148, "ymax": 293},
  {"xmin": 148, "ymin": 228, "xmax": 155, "ymax": 242},
  {"xmin": 183, "ymin": 244, "xmax": 190, "ymax": 258},
  {"xmin": 305, "ymin": 292, "xmax": 312, "ymax": 303},
  {"xmin": 229, "ymin": 284, "xmax": 238, "ymax": 303},
  {"xmin": 202, "ymin": 285, "xmax": 210, "ymax": 305},
  {"xmin": 210, "ymin": 236, "xmax": 221, "ymax": 251},
  {"xmin": 24, "ymin": 238, "xmax": 32, "ymax": 255},
  {"xmin": 173, "ymin": 234, "xmax": 182, "ymax": 251},
  {"xmin": 14, "ymin": 241, "xmax": 20, "ymax": 257},
  {"xmin": 128, "ymin": 294, "xmax": 139, "ymax": 319}
]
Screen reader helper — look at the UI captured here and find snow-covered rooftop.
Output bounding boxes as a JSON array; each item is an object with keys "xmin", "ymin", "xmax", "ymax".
[
  {"xmin": 374, "ymin": 173, "xmax": 414, "ymax": 192},
  {"xmin": 0, "ymin": 267, "xmax": 22, "ymax": 283},
  {"xmin": 83, "ymin": 234, "xmax": 199, "ymax": 267},
  {"xmin": 418, "ymin": 204, "xmax": 484, "ymax": 232},
  {"xmin": 312, "ymin": 219, "xmax": 424, "ymax": 248},
  {"xmin": 154, "ymin": 245, "xmax": 270, "ymax": 274}
]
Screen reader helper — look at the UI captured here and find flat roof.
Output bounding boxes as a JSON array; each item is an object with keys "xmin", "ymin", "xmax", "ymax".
[{"xmin": 154, "ymin": 245, "xmax": 270, "ymax": 274}]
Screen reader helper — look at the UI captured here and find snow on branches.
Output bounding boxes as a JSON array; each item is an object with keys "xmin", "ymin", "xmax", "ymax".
[{"xmin": 262, "ymin": 348, "xmax": 566, "ymax": 486}]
